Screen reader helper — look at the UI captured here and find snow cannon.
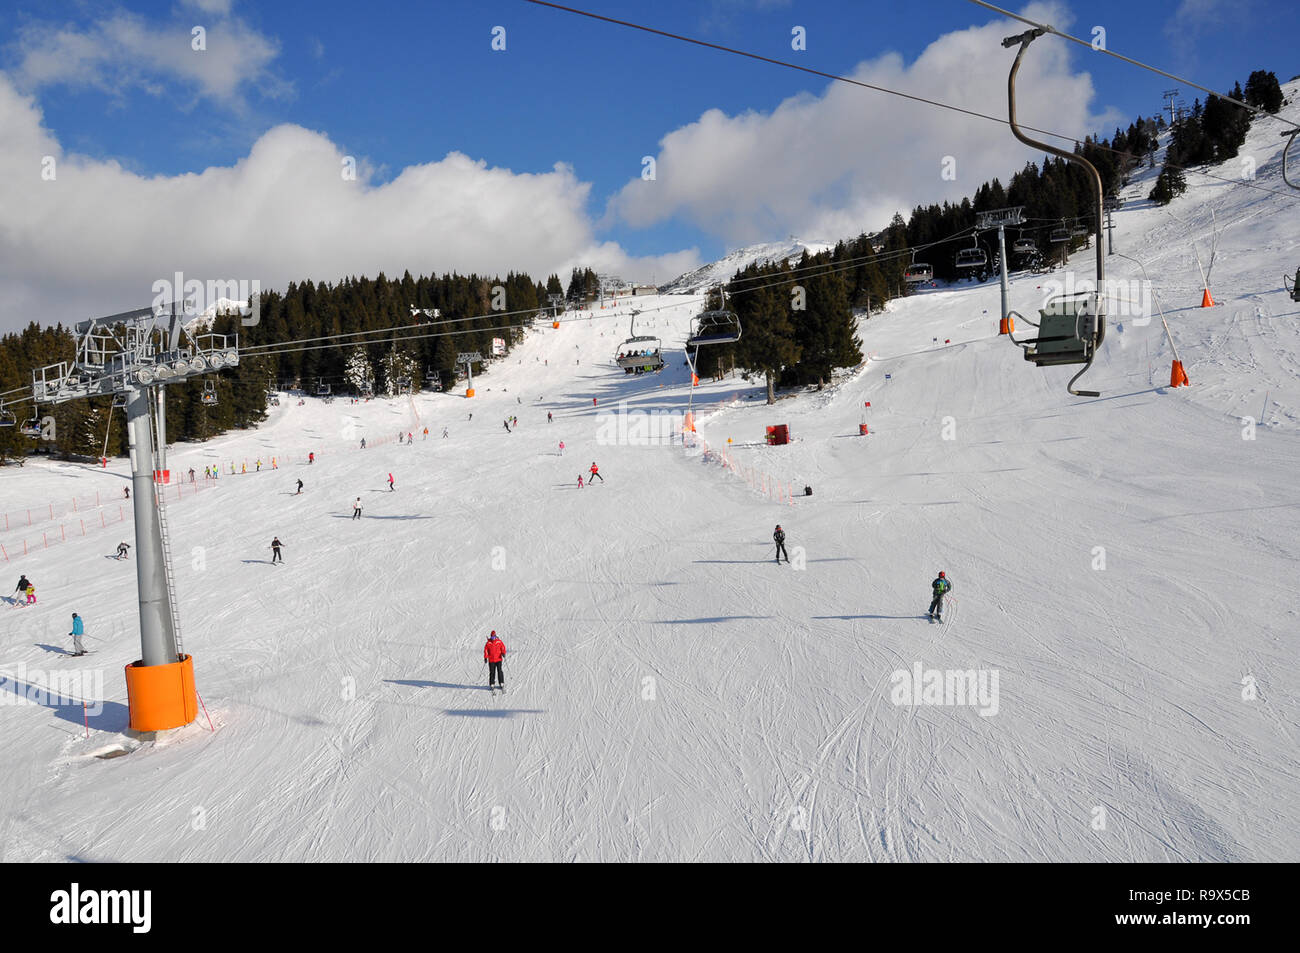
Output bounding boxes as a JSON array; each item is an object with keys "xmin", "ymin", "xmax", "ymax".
[{"xmin": 124, "ymin": 655, "xmax": 197, "ymax": 732}]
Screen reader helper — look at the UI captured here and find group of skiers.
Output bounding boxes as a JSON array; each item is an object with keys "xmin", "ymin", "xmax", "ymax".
[{"xmin": 13, "ymin": 575, "xmax": 87, "ymax": 656}]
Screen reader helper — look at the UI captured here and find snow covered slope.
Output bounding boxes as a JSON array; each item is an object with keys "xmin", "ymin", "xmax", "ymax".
[
  {"xmin": 661, "ymin": 237, "xmax": 836, "ymax": 293},
  {"xmin": 1, "ymin": 97, "xmax": 1298, "ymax": 862}
]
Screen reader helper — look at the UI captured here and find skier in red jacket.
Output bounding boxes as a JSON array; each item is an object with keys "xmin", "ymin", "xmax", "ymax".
[{"xmin": 484, "ymin": 631, "xmax": 507, "ymax": 691}]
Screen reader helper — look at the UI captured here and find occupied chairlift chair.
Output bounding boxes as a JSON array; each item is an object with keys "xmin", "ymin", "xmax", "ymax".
[
  {"xmin": 1011, "ymin": 229, "xmax": 1037, "ymax": 256},
  {"xmin": 316, "ymin": 380, "xmax": 331, "ymax": 397},
  {"xmin": 201, "ymin": 380, "xmax": 218, "ymax": 406},
  {"xmin": 1002, "ymin": 28, "xmax": 1107, "ymax": 398},
  {"xmin": 615, "ymin": 310, "xmax": 664, "ymax": 372},
  {"xmin": 904, "ymin": 251, "xmax": 934, "ymax": 284}
]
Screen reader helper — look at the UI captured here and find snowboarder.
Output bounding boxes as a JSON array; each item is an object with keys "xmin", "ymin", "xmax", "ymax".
[
  {"xmin": 388, "ymin": 473, "xmax": 395, "ymax": 492},
  {"xmin": 929, "ymin": 571, "xmax": 952, "ymax": 622},
  {"xmin": 116, "ymin": 542, "xmax": 130, "ymax": 560},
  {"xmin": 547, "ymin": 412, "xmax": 553, "ymax": 423},
  {"xmin": 484, "ymin": 630, "xmax": 507, "ymax": 690},
  {"xmin": 296, "ymin": 479, "xmax": 304, "ymax": 495},
  {"xmin": 773, "ymin": 525, "xmax": 789, "ymax": 563},
  {"xmin": 352, "ymin": 497, "xmax": 362, "ymax": 520},
  {"xmin": 70, "ymin": 613, "xmax": 85, "ymax": 656},
  {"xmin": 588, "ymin": 462, "xmax": 603, "ymax": 483},
  {"xmin": 270, "ymin": 537, "xmax": 284, "ymax": 564}
]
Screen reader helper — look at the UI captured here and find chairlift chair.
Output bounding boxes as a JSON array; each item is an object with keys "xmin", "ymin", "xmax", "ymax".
[
  {"xmin": 1048, "ymin": 225, "xmax": 1071, "ymax": 243},
  {"xmin": 954, "ymin": 246, "xmax": 988, "ymax": 270},
  {"xmin": 904, "ymin": 251, "xmax": 934, "ymax": 284},
  {"xmin": 20, "ymin": 417, "xmax": 42, "ymax": 438},
  {"xmin": 1012, "ymin": 237, "xmax": 1037, "ymax": 255},
  {"xmin": 316, "ymin": 380, "xmax": 331, "ymax": 397},
  {"xmin": 201, "ymin": 380, "xmax": 218, "ymax": 406},
  {"xmin": 0, "ymin": 406, "xmax": 15, "ymax": 427},
  {"xmin": 615, "ymin": 310, "xmax": 664, "ymax": 371},
  {"xmin": 1070, "ymin": 224, "xmax": 1088, "ymax": 238},
  {"xmin": 686, "ymin": 310, "xmax": 742, "ymax": 347},
  {"xmin": 1006, "ymin": 290, "xmax": 1105, "ymax": 397}
]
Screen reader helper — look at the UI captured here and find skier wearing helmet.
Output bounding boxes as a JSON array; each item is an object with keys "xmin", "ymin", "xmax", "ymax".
[
  {"xmin": 773, "ymin": 525, "xmax": 789, "ymax": 564},
  {"xmin": 929, "ymin": 571, "xmax": 952, "ymax": 622},
  {"xmin": 484, "ymin": 631, "xmax": 507, "ymax": 692}
]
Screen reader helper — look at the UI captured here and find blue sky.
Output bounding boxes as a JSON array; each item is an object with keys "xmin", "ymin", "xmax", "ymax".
[{"xmin": 0, "ymin": 0, "xmax": 1295, "ymax": 324}]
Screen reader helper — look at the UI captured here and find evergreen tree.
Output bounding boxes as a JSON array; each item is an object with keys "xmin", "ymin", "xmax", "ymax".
[{"xmin": 1244, "ymin": 70, "xmax": 1284, "ymax": 113}]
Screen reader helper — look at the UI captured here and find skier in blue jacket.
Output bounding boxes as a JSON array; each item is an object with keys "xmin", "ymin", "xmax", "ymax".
[
  {"xmin": 70, "ymin": 613, "xmax": 86, "ymax": 656},
  {"xmin": 929, "ymin": 572, "xmax": 951, "ymax": 622}
]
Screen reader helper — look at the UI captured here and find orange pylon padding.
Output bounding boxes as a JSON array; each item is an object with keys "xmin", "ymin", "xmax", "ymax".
[
  {"xmin": 999, "ymin": 316, "xmax": 1014, "ymax": 334},
  {"xmin": 691, "ymin": 373, "xmax": 699, "ymax": 386},
  {"xmin": 683, "ymin": 412, "xmax": 696, "ymax": 432},
  {"xmin": 1200, "ymin": 288, "xmax": 1215, "ymax": 308},
  {"xmin": 1169, "ymin": 360, "xmax": 1190, "ymax": 387}
]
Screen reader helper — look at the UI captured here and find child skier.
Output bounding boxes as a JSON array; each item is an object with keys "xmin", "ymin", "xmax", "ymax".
[
  {"xmin": 25, "ymin": 582, "xmax": 36, "ymax": 605},
  {"xmin": 773, "ymin": 525, "xmax": 788, "ymax": 564},
  {"xmin": 70, "ymin": 613, "xmax": 85, "ymax": 656},
  {"xmin": 352, "ymin": 497, "xmax": 362, "ymax": 520},
  {"xmin": 484, "ymin": 631, "xmax": 507, "ymax": 691},
  {"xmin": 270, "ymin": 537, "xmax": 284, "ymax": 564},
  {"xmin": 929, "ymin": 571, "xmax": 952, "ymax": 622},
  {"xmin": 577, "ymin": 474, "xmax": 584, "ymax": 488}
]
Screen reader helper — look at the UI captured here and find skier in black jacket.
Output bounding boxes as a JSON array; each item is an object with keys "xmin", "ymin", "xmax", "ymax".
[
  {"xmin": 773, "ymin": 525, "xmax": 789, "ymax": 563},
  {"xmin": 270, "ymin": 537, "xmax": 284, "ymax": 564}
]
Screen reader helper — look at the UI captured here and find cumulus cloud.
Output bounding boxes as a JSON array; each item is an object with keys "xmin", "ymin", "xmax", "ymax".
[
  {"xmin": 0, "ymin": 74, "xmax": 697, "ymax": 331},
  {"xmin": 8, "ymin": 6, "xmax": 286, "ymax": 108},
  {"xmin": 608, "ymin": 1, "xmax": 1122, "ymax": 247}
]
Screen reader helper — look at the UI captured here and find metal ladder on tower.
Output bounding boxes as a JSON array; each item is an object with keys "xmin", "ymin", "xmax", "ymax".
[{"xmin": 149, "ymin": 399, "xmax": 185, "ymax": 660}]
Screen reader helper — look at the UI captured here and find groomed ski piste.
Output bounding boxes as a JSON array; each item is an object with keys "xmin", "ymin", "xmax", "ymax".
[{"xmin": 2, "ymin": 94, "xmax": 1298, "ymax": 864}]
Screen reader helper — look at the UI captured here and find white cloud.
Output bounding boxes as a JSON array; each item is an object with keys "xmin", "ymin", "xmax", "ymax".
[
  {"xmin": 0, "ymin": 74, "xmax": 696, "ymax": 330},
  {"xmin": 9, "ymin": 8, "xmax": 286, "ymax": 108},
  {"xmin": 608, "ymin": 1, "xmax": 1122, "ymax": 248}
]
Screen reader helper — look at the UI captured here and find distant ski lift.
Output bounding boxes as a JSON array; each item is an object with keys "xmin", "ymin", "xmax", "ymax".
[
  {"xmin": 685, "ymin": 309, "xmax": 742, "ymax": 347},
  {"xmin": 615, "ymin": 310, "xmax": 664, "ymax": 372},
  {"xmin": 316, "ymin": 380, "xmax": 331, "ymax": 397},
  {"xmin": 395, "ymin": 377, "xmax": 412, "ymax": 394},
  {"xmin": 201, "ymin": 380, "xmax": 218, "ymax": 406},
  {"xmin": 1070, "ymin": 224, "xmax": 1088, "ymax": 238},
  {"xmin": 1048, "ymin": 225, "xmax": 1071, "ymax": 243},
  {"xmin": 1012, "ymin": 237, "xmax": 1037, "ymax": 255}
]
